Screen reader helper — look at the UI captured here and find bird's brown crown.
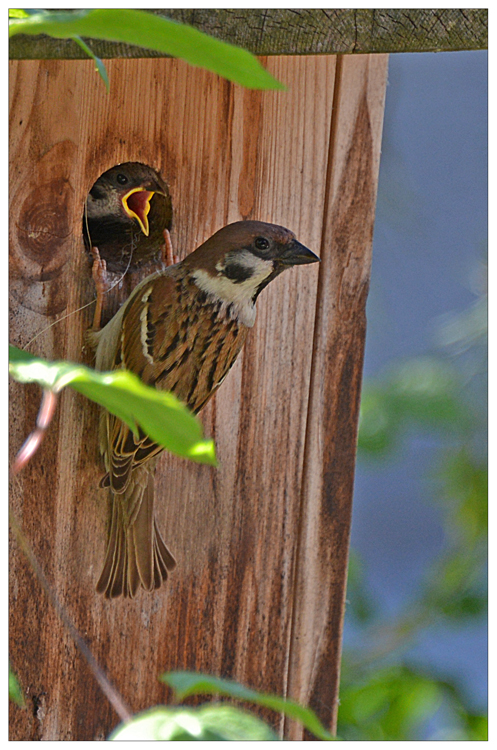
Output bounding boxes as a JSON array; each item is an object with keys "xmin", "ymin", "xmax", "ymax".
[{"xmin": 182, "ymin": 220, "xmax": 297, "ymax": 272}]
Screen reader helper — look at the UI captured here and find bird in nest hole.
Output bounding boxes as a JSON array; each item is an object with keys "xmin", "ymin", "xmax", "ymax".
[
  {"xmin": 87, "ymin": 182, "xmax": 320, "ymax": 598},
  {"xmin": 83, "ymin": 162, "xmax": 173, "ymax": 273}
]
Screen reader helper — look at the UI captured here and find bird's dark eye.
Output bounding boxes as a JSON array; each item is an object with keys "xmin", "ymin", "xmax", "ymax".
[
  {"xmin": 254, "ymin": 237, "xmax": 270, "ymax": 250},
  {"xmin": 116, "ymin": 173, "xmax": 128, "ymax": 185}
]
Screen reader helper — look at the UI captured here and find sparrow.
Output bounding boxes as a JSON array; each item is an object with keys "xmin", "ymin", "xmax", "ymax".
[
  {"xmin": 83, "ymin": 162, "xmax": 172, "ymax": 273},
  {"xmin": 89, "ymin": 220, "xmax": 320, "ymax": 598}
]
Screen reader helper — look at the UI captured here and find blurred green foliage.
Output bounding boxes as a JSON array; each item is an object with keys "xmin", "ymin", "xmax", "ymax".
[
  {"xmin": 110, "ymin": 705, "xmax": 279, "ymax": 741},
  {"xmin": 110, "ymin": 671, "xmax": 334, "ymax": 741},
  {"xmin": 339, "ymin": 283, "xmax": 487, "ymax": 740},
  {"xmin": 9, "ymin": 665, "xmax": 24, "ymax": 708},
  {"xmin": 339, "ymin": 662, "xmax": 487, "ymax": 741},
  {"xmin": 160, "ymin": 672, "xmax": 332, "ymax": 739}
]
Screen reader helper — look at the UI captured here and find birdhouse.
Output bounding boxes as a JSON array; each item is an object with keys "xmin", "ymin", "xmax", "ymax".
[{"xmin": 10, "ymin": 11, "xmax": 388, "ymax": 741}]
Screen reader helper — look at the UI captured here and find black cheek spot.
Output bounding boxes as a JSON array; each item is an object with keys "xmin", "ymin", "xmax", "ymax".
[{"xmin": 224, "ymin": 262, "xmax": 254, "ymax": 284}]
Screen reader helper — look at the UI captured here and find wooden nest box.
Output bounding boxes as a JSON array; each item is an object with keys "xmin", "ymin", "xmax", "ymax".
[{"xmin": 9, "ymin": 12, "xmax": 391, "ymax": 741}]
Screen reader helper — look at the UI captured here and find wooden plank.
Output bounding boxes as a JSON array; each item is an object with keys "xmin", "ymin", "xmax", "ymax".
[
  {"xmin": 9, "ymin": 55, "xmax": 341, "ymax": 740},
  {"xmin": 285, "ymin": 54, "xmax": 389, "ymax": 738},
  {"xmin": 9, "ymin": 8, "xmax": 488, "ymax": 58}
]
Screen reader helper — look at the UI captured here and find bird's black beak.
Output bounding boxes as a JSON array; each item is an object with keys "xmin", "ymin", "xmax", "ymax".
[{"xmin": 279, "ymin": 239, "xmax": 320, "ymax": 266}]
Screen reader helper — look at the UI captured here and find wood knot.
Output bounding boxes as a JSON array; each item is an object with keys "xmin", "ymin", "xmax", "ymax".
[{"xmin": 15, "ymin": 178, "xmax": 73, "ymax": 278}]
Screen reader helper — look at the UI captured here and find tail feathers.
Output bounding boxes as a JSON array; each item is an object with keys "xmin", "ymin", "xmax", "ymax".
[
  {"xmin": 96, "ymin": 474, "xmax": 176, "ymax": 599},
  {"xmin": 154, "ymin": 521, "xmax": 177, "ymax": 584}
]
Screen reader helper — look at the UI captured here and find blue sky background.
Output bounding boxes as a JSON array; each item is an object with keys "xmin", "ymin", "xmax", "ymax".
[{"xmin": 349, "ymin": 49, "xmax": 487, "ymax": 711}]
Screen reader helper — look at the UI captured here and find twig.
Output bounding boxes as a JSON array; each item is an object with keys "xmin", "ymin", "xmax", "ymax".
[
  {"xmin": 9, "ymin": 510, "xmax": 133, "ymax": 724},
  {"xmin": 12, "ymin": 389, "xmax": 58, "ymax": 475}
]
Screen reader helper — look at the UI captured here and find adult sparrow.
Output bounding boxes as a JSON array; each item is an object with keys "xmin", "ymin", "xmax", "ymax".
[
  {"xmin": 89, "ymin": 220, "xmax": 319, "ymax": 598},
  {"xmin": 83, "ymin": 162, "xmax": 172, "ymax": 273}
]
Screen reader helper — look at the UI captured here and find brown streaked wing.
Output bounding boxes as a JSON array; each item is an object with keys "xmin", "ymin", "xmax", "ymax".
[
  {"xmin": 120, "ymin": 273, "xmax": 179, "ymax": 385},
  {"xmin": 105, "ymin": 272, "xmax": 247, "ymax": 491},
  {"xmin": 106, "ymin": 273, "xmax": 181, "ymax": 492}
]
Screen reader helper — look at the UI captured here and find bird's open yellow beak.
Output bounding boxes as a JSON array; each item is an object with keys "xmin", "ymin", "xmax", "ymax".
[{"xmin": 122, "ymin": 188, "xmax": 155, "ymax": 236}]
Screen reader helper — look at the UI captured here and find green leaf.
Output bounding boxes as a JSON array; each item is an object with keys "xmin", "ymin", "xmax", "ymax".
[
  {"xmin": 9, "ymin": 346, "xmax": 216, "ymax": 465},
  {"xmin": 9, "ymin": 9, "xmax": 30, "ymax": 19},
  {"xmin": 8, "ymin": 9, "xmax": 284, "ymax": 90},
  {"xmin": 161, "ymin": 671, "xmax": 334, "ymax": 741},
  {"xmin": 109, "ymin": 705, "xmax": 278, "ymax": 741},
  {"xmin": 387, "ymin": 357, "xmax": 464, "ymax": 426},
  {"xmin": 358, "ymin": 355, "xmax": 469, "ymax": 458},
  {"xmin": 358, "ymin": 387, "xmax": 397, "ymax": 455},
  {"xmin": 72, "ymin": 36, "xmax": 109, "ymax": 91},
  {"xmin": 9, "ymin": 665, "xmax": 25, "ymax": 707},
  {"xmin": 338, "ymin": 666, "xmax": 442, "ymax": 741},
  {"xmin": 464, "ymin": 714, "xmax": 488, "ymax": 741},
  {"xmin": 346, "ymin": 551, "xmax": 380, "ymax": 624},
  {"xmin": 437, "ymin": 449, "xmax": 488, "ymax": 538}
]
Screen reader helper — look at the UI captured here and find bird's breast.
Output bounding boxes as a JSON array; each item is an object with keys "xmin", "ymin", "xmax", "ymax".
[
  {"xmin": 190, "ymin": 268, "xmax": 259, "ymax": 328},
  {"xmin": 141, "ymin": 276, "xmax": 249, "ymax": 414}
]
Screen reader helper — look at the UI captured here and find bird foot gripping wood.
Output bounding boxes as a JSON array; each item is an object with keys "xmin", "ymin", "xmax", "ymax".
[
  {"xmin": 90, "ymin": 246, "xmax": 109, "ymax": 332},
  {"xmin": 160, "ymin": 229, "xmax": 180, "ymax": 267}
]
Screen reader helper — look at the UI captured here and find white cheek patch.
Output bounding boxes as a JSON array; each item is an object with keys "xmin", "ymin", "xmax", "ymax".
[{"xmin": 192, "ymin": 252, "xmax": 274, "ymax": 328}]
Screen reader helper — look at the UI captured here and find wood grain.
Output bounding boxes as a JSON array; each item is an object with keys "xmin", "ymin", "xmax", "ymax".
[
  {"xmin": 285, "ymin": 54, "xmax": 388, "ymax": 739},
  {"xmin": 9, "ymin": 54, "xmax": 387, "ymax": 739},
  {"xmin": 9, "ymin": 8, "xmax": 487, "ymax": 58}
]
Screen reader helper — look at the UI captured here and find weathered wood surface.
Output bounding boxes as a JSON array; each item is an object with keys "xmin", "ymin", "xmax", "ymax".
[
  {"xmin": 9, "ymin": 8, "xmax": 487, "ymax": 60},
  {"xmin": 285, "ymin": 54, "xmax": 388, "ymax": 738},
  {"xmin": 9, "ymin": 54, "xmax": 387, "ymax": 740}
]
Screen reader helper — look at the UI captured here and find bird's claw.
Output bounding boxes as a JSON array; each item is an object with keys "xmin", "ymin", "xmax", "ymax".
[
  {"xmin": 91, "ymin": 246, "xmax": 108, "ymax": 290},
  {"xmin": 161, "ymin": 229, "xmax": 180, "ymax": 266}
]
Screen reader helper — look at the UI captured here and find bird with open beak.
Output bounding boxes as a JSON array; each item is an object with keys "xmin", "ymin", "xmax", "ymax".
[
  {"xmin": 88, "ymin": 219, "xmax": 320, "ymax": 598},
  {"xmin": 83, "ymin": 162, "xmax": 172, "ymax": 272}
]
